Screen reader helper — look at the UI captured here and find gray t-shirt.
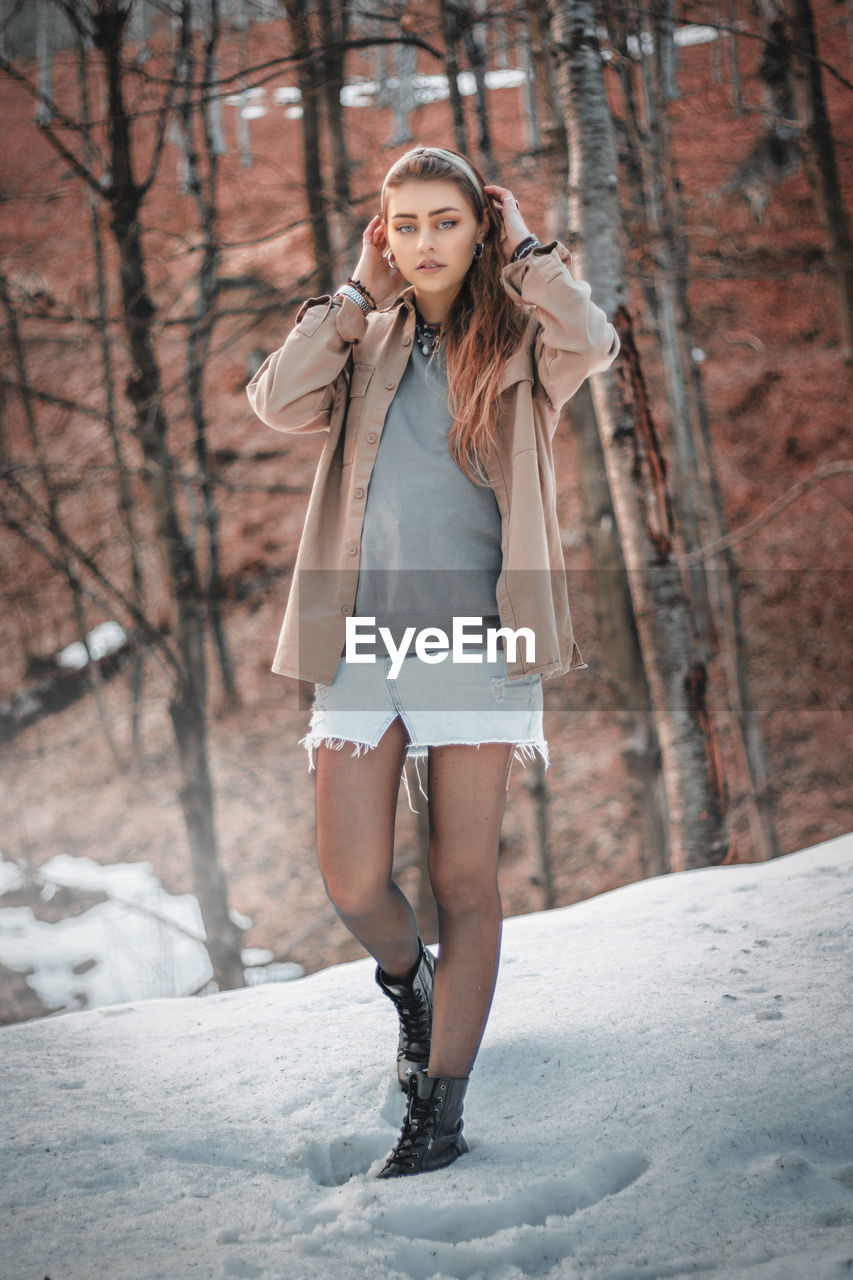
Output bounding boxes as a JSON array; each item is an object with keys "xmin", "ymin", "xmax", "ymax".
[{"xmin": 351, "ymin": 344, "xmax": 502, "ymax": 655}]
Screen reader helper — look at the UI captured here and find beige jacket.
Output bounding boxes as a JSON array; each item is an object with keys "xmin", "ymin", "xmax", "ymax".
[{"xmin": 247, "ymin": 242, "xmax": 620, "ymax": 685}]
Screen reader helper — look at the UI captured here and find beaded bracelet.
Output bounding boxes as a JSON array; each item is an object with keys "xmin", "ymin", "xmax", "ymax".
[
  {"xmin": 511, "ymin": 234, "xmax": 541, "ymax": 263},
  {"xmin": 346, "ymin": 276, "xmax": 377, "ymax": 310},
  {"xmin": 335, "ymin": 283, "xmax": 373, "ymax": 315}
]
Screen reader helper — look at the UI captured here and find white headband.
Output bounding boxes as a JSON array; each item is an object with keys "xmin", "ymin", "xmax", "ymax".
[{"xmin": 381, "ymin": 147, "xmax": 485, "ymax": 206}]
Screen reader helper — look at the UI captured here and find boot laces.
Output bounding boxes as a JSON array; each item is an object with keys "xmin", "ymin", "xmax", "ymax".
[
  {"xmin": 396, "ymin": 986, "xmax": 429, "ymax": 1041},
  {"xmin": 385, "ymin": 1090, "xmax": 438, "ymax": 1170}
]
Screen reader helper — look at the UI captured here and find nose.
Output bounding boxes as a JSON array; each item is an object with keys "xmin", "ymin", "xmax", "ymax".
[{"xmin": 417, "ymin": 224, "xmax": 437, "ymax": 254}]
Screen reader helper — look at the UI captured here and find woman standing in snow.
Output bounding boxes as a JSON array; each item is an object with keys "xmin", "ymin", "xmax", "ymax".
[{"xmin": 247, "ymin": 146, "xmax": 619, "ymax": 1177}]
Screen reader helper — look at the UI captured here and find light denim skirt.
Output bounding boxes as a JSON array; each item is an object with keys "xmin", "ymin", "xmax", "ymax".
[{"xmin": 300, "ymin": 646, "xmax": 548, "ymax": 808}]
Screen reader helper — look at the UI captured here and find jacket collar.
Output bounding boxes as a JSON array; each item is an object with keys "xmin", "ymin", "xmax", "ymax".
[
  {"xmin": 383, "ymin": 287, "xmax": 535, "ymax": 388},
  {"xmin": 385, "ymin": 286, "xmax": 416, "ymax": 313}
]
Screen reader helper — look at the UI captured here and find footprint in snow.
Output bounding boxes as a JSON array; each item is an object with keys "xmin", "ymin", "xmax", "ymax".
[
  {"xmin": 293, "ymin": 1130, "xmax": 392, "ymax": 1186},
  {"xmin": 360, "ymin": 1151, "xmax": 652, "ymax": 1280}
]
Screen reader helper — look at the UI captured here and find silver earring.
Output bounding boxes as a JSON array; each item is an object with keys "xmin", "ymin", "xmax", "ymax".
[{"xmin": 473, "ymin": 242, "xmax": 484, "ymax": 261}]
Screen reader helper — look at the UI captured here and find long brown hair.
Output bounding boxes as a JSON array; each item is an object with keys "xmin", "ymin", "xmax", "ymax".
[{"xmin": 381, "ymin": 148, "xmax": 528, "ymax": 483}]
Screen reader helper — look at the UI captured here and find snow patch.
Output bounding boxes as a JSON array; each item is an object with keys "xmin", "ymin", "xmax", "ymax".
[{"xmin": 56, "ymin": 620, "xmax": 126, "ymax": 670}]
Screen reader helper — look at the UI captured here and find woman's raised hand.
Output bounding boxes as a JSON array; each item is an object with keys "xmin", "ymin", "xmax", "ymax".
[
  {"xmin": 350, "ymin": 214, "xmax": 400, "ymax": 309},
  {"xmin": 483, "ymin": 184, "xmax": 534, "ymax": 259}
]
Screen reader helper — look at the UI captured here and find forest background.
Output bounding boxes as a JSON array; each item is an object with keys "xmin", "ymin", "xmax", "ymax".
[{"xmin": 0, "ymin": 0, "xmax": 850, "ymax": 1024}]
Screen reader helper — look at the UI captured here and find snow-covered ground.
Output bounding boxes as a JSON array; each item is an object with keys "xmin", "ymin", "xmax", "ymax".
[
  {"xmin": 0, "ymin": 851, "xmax": 301, "ymax": 1015},
  {"xmin": 3, "ymin": 835, "xmax": 852, "ymax": 1280}
]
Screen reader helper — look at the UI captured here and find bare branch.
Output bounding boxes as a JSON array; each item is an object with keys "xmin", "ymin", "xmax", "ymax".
[
  {"xmin": 0, "ymin": 379, "xmax": 108, "ymax": 421},
  {"xmin": 632, "ymin": 2, "xmax": 853, "ymax": 94},
  {"xmin": 0, "ymin": 473, "xmax": 180, "ymax": 680},
  {"xmin": 4, "ymin": 458, "xmax": 309, "ymax": 497},
  {"xmin": 139, "ymin": 7, "xmax": 186, "ymax": 198},
  {"xmin": 0, "ymin": 54, "xmax": 108, "ymax": 196},
  {"xmin": 680, "ymin": 462, "xmax": 853, "ymax": 564}
]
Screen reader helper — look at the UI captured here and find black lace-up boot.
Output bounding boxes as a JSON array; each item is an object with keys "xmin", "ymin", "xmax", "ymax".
[
  {"xmin": 377, "ymin": 1070, "xmax": 469, "ymax": 1178},
  {"xmin": 375, "ymin": 939, "xmax": 436, "ymax": 1090}
]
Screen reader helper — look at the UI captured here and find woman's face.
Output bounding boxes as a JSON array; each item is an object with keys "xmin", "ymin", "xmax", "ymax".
[{"xmin": 383, "ymin": 178, "xmax": 487, "ymax": 319}]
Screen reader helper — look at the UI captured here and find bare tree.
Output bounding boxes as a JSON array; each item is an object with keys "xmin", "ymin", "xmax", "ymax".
[
  {"xmin": 455, "ymin": 0, "xmax": 496, "ymax": 178},
  {"xmin": 316, "ymin": 0, "xmax": 355, "ymax": 238},
  {"xmin": 777, "ymin": 0, "xmax": 853, "ymax": 366},
  {"xmin": 0, "ymin": 273, "xmax": 124, "ymax": 772},
  {"xmin": 570, "ymin": 383, "xmax": 669, "ymax": 876},
  {"xmin": 283, "ymin": 0, "xmax": 335, "ymax": 292},
  {"xmin": 525, "ymin": 0, "xmax": 569, "ymax": 241},
  {"xmin": 608, "ymin": 2, "xmax": 780, "ymax": 862},
  {"xmin": 1, "ymin": 0, "xmax": 245, "ymax": 989},
  {"xmin": 438, "ymin": 0, "xmax": 469, "ymax": 154},
  {"xmin": 547, "ymin": 0, "xmax": 728, "ymax": 870},
  {"xmin": 722, "ymin": 4, "xmax": 801, "ymax": 220},
  {"xmin": 177, "ymin": 0, "xmax": 239, "ymax": 707}
]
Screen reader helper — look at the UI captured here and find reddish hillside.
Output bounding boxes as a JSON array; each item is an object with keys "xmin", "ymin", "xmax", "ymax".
[{"xmin": 1, "ymin": 6, "xmax": 851, "ymax": 1019}]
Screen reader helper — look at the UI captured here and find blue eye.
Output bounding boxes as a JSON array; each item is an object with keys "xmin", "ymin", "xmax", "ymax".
[{"xmin": 393, "ymin": 220, "xmax": 457, "ymax": 233}]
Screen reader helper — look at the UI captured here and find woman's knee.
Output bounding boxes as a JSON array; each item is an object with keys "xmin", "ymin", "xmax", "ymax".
[
  {"xmin": 428, "ymin": 845, "xmax": 500, "ymax": 914},
  {"xmin": 319, "ymin": 866, "xmax": 393, "ymax": 921}
]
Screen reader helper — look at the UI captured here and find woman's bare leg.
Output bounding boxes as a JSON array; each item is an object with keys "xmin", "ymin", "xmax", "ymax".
[
  {"xmin": 314, "ymin": 716, "xmax": 421, "ymax": 980},
  {"xmin": 426, "ymin": 742, "xmax": 514, "ymax": 1078}
]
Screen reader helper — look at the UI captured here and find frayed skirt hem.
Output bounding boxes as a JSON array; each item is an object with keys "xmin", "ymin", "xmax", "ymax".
[{"xmin": 298, "ymin": 733, "xmax": 549, "ymax": 813}]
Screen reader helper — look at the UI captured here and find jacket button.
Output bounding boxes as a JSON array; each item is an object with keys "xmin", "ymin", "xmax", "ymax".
[
  {"xmin": 403, "ymin": 337, "xmax": 412, "ymax": 347},
  {"xmin": 341, "ymin": 604, "xmax": 352, "ymax": 615},
  {"xmin": 366, "ymin": 433, "xmax": 376, "ymax": 443},
  {"xmin": 354, "ymin": 487, "xmax": 364, "ymax": 498},
  {"xmin": 385, "ymin": 380, "xmax": 395, "ymax": 389},
  {"xmin": 347, "ymin": 544, "xmax": 357, "ymax": 555}
]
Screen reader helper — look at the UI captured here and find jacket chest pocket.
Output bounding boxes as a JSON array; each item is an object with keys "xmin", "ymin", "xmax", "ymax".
[{"xmin": 340, "ymin": 362, "xmax": 375, "ymax": 466}]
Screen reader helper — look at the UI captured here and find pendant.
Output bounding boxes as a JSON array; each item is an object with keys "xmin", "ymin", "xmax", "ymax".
[{"xmin": 416, "ymin": 323, "xmax": 436, "ymax": 356}]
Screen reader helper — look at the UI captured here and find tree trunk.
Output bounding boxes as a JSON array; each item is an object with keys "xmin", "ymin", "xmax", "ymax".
[
  {"xmin": 169, "ymin": 681, "xmax": 243, "ymax": 991},
  {"xmin": 387, "ymin": 37, "xmax": 417, "ymax": 149},
  {"xmin": 93, "ymin": 0, "xmax": 244, "ymax": 989},
  {"xmin": 438, "ymin": 0, "xmax": 468, "ymax": 154},
  {"xmin": 35, "ymin": 0, "xmax": 53, "ymax": 124},
  {"xmin": 316, "ymin": 0, "xmax": 355, "ymax": 268},
  {"xmin": 723, "ymin": 5, "xmax": 800, "ymax": 221},
  {"xmin": 725, "ymin": 0, "xmax": 745, "ymax": 114},
  {"xmin": 570, "ymin": 382, "xmax": 669, "ymax": 876},
  {"xmin": 524, "ymin": 754, "xmax": 556, "ymax": 909},
  {"xmin": 655, "ymin": 0, "xmax": 679, "ymax": 103},
  {"xmin": 83, "ymin": 177, "xmax": 146, "ymax": 759},
  {"xmin": 179, "ymin": 0, "xmax": 239, "ymax": 709},
  {"xmin": 458, "ymin": 0, "xmax": 496, "ymax": 178},
  {"xmin": 548, "ymin": 0, "xmax": 728, "ymax": 870},
  {"xmin": 645, "ymin": 7, "xmax": 779, "ymax": 861},
  {"xmin": 284, "ymin": 0, "xmax": 334, "ymax": 294},
  {"xmin": 235, "ymin": 0, "xmax": 252, "ymax": 167},
  {"xmin": 518, "ymin": 21, "xmax": 542, "ymax": 154},
  {"xmin": 631, "ymin": 1, "xmax": 717, "ymax": 663},
  {"xmin": 609, "ymin": 3, "xmax": 773, "ymax": 864},
  {"xmin": 525, "ymin": 0, "xmax": 570, "ymax": 266},
  {"xmin": 779, "ymin": 0, "xmax": 853, "ymax": 366}
]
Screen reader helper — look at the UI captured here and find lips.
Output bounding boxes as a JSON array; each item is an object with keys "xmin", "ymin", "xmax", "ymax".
[{"xmin": 417, "ymin": 261, "xmax": 445, "ymax": 272}]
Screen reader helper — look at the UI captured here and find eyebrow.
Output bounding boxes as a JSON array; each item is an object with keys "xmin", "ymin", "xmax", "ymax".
[{"xmin": 390, "ymin": 206, "xmax": 463, "ymax": 218}]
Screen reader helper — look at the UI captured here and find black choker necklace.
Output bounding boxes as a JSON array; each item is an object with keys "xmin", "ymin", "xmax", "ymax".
[{"xmin": 414, "ymin": 311, "xmax": 440, "ymax": 357}]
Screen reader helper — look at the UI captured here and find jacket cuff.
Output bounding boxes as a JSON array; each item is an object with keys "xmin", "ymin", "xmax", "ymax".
[
  {"xmin": 293, "ymin": 293, "xmax": 368, "ymax": 344},
  {"xmin": 500, "ymin": 240, "xmax": 573, "ymax": 299},
  {"xmin": 333, "ymin": 293, "xmax": 369, "ymax": 344}
]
